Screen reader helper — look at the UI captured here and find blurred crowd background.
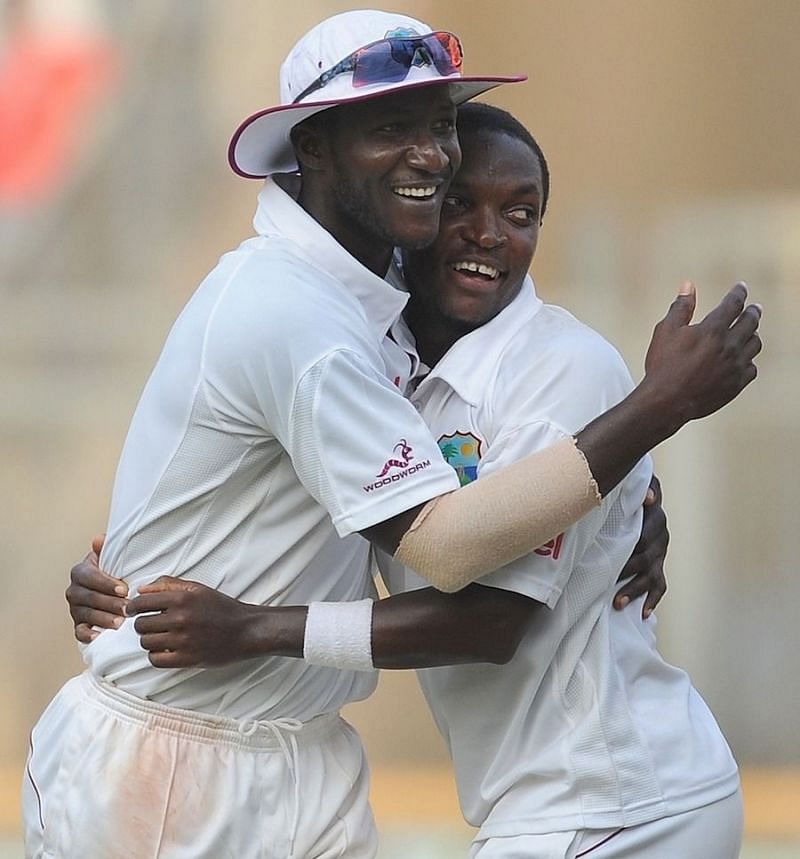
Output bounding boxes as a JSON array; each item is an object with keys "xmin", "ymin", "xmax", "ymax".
[{"xmin": 1, "ymin": 0, "xmax": 798, "ymax": 855}]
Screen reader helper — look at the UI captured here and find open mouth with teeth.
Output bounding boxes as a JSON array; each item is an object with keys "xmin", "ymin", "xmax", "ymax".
[
  {"xmin": 393, "ymin": 186, "xmax": 437, "ymax": 199},
  {"xmin": 452, "ymin": 261, "xmax": 501, "ymax": 281}
]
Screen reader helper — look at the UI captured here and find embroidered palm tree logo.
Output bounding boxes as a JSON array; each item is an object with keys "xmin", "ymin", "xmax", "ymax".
[
  {"xmin": 440, "ymin": 442, "xmax": 459, "ymax": 462},
  {"xmin": 437, "ymin": 432, "xmax": 482, "ymax": 485}
]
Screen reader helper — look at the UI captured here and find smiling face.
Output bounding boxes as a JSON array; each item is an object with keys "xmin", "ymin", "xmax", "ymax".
[
  {"xmin": 402, "ymin": 126, "xmax": 544, "ymax": 357},
  {"xmin": 298, "ymin": 85, "xmax": 461, "ymax": 274}
]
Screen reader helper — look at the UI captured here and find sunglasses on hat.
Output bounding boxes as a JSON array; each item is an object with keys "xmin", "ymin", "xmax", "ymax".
[{"xmin": 292, "ymin": 31, "xmax": 464, "ymax": 104}]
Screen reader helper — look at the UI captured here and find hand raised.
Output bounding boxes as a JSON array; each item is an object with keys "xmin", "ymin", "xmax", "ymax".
[{"xmin": 642, "ymin": 282, "xmax": 761, "ymax": 429}]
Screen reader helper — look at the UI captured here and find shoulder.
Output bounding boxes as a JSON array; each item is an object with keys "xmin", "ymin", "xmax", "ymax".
[
  {"xmin": 225, "ymin": 240, "xmax": 363, "ymax": 319},
  {"xmin": 206, "ymin": 240, "xmax": 375, "ymax": 355},
  {"xmin": 506, "ymin": 303, "xmax": 631, "ymax": 383},
  {"xmin": 491, "ymin": 303, "xmax": 635, "ymax": 431}
]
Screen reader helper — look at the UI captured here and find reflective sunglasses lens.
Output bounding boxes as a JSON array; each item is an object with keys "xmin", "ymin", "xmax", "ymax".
[
  {"xmin": 352, "ymin": 41, "xmax": 410, "ymax": 87},
  {"xmin": 428, "ymin": 33, "xmax": 463, "ymax": 75},
  {"xmin": 350, "ymin": 33, "xmax": 463, "ymax": 88}
]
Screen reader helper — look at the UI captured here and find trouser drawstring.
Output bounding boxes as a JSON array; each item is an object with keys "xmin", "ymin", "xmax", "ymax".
[{"xmin": 239, "ymin": 717, "xmax": 304, "ymax": 857}]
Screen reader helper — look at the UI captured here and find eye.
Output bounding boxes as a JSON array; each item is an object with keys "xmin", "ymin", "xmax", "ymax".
[
  {"xmin": 506, "ymin": 206, "xmax": 537, "ymax": 226},
  {"xmin": 433, "ymin": 116, "xmax": 456, "ymax": 134},
  {"xmin": 442, "ymin": 194, "xmax": 465, "ymax": 211},
  {"xmin": 375, "ymin": 122, "xmax": 403, "ymax": 134}
]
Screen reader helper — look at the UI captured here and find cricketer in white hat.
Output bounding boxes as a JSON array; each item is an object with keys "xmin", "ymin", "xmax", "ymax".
[{"xmin": 23, "ymin": 12, "xmax": 534, "ymax": 859}]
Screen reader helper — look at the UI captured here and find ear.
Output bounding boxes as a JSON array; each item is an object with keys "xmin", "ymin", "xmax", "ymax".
[{"xmin": 291, "ymin": 120, "xmax": 327, "ymax": 172}]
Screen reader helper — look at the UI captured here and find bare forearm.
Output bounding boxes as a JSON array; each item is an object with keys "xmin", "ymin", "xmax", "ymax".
[
  {"xmin": 238, "ymin": 587, "xmax": 538, "ymax": 670},
  {"xmin": 237, "ymin": 604, "xmax": 307, "ymax": 659},
  {"xmin": 575, "ymin": 379, "xmax": 680, "ymax": 498},
  {"xmin": 371, "ymin": 585, "xmax": 539, "ymax": 669}
]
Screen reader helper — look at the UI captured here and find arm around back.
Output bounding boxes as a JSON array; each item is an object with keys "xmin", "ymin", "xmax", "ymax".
[{"xmin": 363, "ymin": 283, "xmax": 761, "ymax": 592}]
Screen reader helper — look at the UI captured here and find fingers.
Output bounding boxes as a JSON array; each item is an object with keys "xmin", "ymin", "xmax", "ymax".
[
  {"xmin": 648, "ymin": 474, "xmax": 662, "ymax": 504},
  {"xmin": 613, "ymin": 563, "xmax": 667, "ymax": 617},
  {"xmin": 126, "ymin": 591, "xmax": 183, "ymax": 618},
  {"xmin": 728, "ymin": 300, "xmax": 762, "ymax": 332},
  {"xmin": 613, "ymin": 588, "xmax": 634, "ymax": 610},
  {"xmin": 659, "ymin": 281, "xmax": 697, "ymax": 329},
  {"xmin": 613, "ymin": 554, "xmax": 648, "ymax": 609},
  {"xmin": 68, "ymin": 545, "xmax": 128, "ymax": 638},
  {"xmin": 148, "ymin": 650, "xmax": 189, "ymax": 669},
  {"xmin": 71, "ymin": 604, "xmax": 125, "ymax": 631},
  {"xmin": 66, "ymin": 578, "xmax": 127, "ymax": 639},
  {"xmin": 70, "ymin": 553, "xmax": 128, "ymax": 598},
  {"xmin": 615, "ymin": 479, "xmax": 668, "ymax": 615},
  {"xmin": 139, "ymin": 632, "xmax": 177, "ymax": 654},
  {"xmin": 138, "ymin": 632, "xmax": 194, "ymax": 669},
  {"xmin": 127, "ymin": 578, "xmax": 206, "ymax": 616},
  {"xmin": 689, "ymin": 286, "xmax": 761, "ymax": 395},
  {"xmin": 701, "ymin": 282, "xmax": 748, "ymax": 330},
  {"xmin": 91, "ymin": 533, "xmax": 106, "ymax": 556},
  {"xmin": 741, "ymin": 332, "xmax": 763, "ymax": 362},
  {"xmin": 132, "ymin": 608, "xmax": 183, "ymax": 635},
  {"xmin": 75, "ymin": 623, "xmax": 99, "ymax": 644},
  {"xmin": 742, "ymin": 361, "xmax": 758, "ymax": 387},
  {"xmin": 66, "ymin": 582, "xmax": 127, "ymax": 616},
  {"xmin": 726, "ymin": 311, "xmax": 761, "ymax": 363},
  {"xmin": 613, "ymin": 570, "xmax": 643, "ymax": 609},
  {"xmin": 728, "ymin": 306, "xmax": 762, "ymax": 355},
  {"xmin": 643, "ymin": 474, "xmax": 662, "ymax": 508},
  {"xmin": 642, "ymin": 569, "xmax": 668, "ymax": 618},
  {"xmin": 138, "ymin": 576, "xmax": 197, "ymax": 595}
]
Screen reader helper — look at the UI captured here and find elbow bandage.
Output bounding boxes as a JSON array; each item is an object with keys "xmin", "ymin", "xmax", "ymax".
[
  {"xmin": 394, "ymin": 437, "xmax": 600, "ymax": 592},
  {"xmin": 303, "ymin": 599, "xmax": 375, "ymax": 672}
]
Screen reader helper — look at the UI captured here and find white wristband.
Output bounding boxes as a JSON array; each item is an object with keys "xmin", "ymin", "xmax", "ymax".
[{"xmin": 303, "ymin": 599, "xmax": 375, "ymax": 672}]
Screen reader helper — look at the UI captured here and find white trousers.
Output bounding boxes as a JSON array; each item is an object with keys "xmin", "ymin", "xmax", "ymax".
[
  {"xmin": 23, "ymin": 672, "xmax": 378, "ymax": 859},
  {"xmin": 470, "ymin": 789, "xmax": 744, "ymax": 858}
]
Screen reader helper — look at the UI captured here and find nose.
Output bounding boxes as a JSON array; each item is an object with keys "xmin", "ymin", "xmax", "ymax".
[
  {"xmin": 463, "ymin": 205, "xmax": 507, "ymax": 249},
  {"xmin": 405, "ymin": 129, "xmax": 450, "ymax": 174}
]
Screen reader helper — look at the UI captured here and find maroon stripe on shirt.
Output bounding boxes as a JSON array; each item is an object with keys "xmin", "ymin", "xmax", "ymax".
[
  {"xmin": 25, "ymin": 732, "xmax": 45, "ymax": 831},
  {"xmin": 576, "ymin": 827, "xmax": 626, "ymax": 856}
]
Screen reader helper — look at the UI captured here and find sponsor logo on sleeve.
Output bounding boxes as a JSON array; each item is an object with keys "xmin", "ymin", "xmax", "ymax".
[
  {"xmin": 363, "ymin": 439, "xmax": 431, "ymax": 493},
  {"xmin": 534, "ymin": 533, "xmax": 564, "ymax": 560},
  {"xmin": 438, "ymin": 431, "xmax": 482, "ymax": 486}
]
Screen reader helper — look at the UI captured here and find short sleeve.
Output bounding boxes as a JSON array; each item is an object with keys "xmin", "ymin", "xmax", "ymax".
[
  {"xmin": 473, "ymin": 419, "xmax": 613, "ymax": 606},
  {"xmin": 470, "ymin": 325, "xmax": 653, "ymax": 605},
  {"xmin": 288, "ymin": 349, "xmax": 460, "ymax": 535},
  {"xmin": 201, "ymin": 249, "xmax": 459, "ymax": 536}
]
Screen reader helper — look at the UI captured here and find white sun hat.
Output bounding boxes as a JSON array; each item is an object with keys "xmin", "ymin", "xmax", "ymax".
[{"xmin": 228, "ymin": 9, "xmax": 526, "ymax": 178}]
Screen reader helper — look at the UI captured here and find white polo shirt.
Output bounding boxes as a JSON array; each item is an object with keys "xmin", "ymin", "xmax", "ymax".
[
  {"xmin": 83, "ymin": 177, "xmax": 459, "ymax": 721},
  {"xmin": 381, "ymin": 278, "xmax": 739, "ymax": 836}
]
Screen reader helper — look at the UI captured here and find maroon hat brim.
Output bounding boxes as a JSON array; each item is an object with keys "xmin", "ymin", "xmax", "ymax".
[{"xmin": 228, "ymin": 74, "xmax": 526, "ymax": 178}]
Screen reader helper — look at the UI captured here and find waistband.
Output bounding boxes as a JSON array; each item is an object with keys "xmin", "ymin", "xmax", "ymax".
[
  {"xmin": 80, "ymin": 671, "xmax": 338, "ymax": 751},
  {"xmin": 80, "ymin": 671, "xmax": 335, "ymax": 858}
]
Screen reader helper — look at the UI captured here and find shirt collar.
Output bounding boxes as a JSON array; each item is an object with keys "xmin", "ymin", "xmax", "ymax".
[
  {"xmin": 416, "ymin": 276, "xmax": 544, "ymax": 406},
  {"xmin": 253, "ymin": 177, "xmax": 408, "ymax": 337},
  {"xmin": 389, "ymin": 310, "xmax": 427, "ymax": 385}
]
